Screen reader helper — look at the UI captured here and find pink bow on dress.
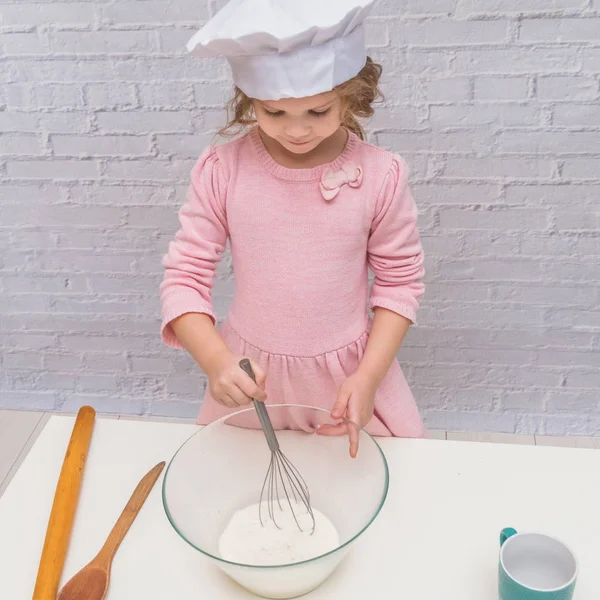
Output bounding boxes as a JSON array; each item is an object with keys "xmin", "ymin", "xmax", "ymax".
[{"xmin": 319, "ymin": 162, "xmax": 363, "ymax": 201}]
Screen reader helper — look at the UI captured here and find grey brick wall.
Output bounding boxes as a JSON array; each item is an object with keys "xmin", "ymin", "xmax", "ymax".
[{"xmin": 0, "ymin": 0, "xmax": 599, "ymax": 433}]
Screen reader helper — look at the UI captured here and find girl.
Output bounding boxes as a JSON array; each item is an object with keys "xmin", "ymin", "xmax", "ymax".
[{"xmin": 160, "ymin": 0, "xmax": 426, "ymax": 456}]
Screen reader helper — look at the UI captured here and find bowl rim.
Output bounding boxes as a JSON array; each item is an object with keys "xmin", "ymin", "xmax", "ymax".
[{"xmin": 162, "ymin": 403, "xmax": 390, "ymax": 569}]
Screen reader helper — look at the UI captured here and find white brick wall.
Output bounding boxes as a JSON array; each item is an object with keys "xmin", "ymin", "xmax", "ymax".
[{"xmin": 0, "ymin": 0, "xmax": 599, "ymax": 432}]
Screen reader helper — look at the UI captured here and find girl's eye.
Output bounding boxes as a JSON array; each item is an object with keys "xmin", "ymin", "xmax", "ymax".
[{"xmin": 263, "ymin": 108, "xmax": 330, "ymax": 117}]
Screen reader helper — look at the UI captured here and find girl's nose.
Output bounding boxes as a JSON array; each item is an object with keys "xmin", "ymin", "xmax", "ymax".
[{"xmin": 284, "ymin": 119, "xmax": 311, "ymax": 139}]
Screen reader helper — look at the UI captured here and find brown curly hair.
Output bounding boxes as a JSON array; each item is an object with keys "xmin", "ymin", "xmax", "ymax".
[{"xmin": 218, "ymin": 57, "xmax": 383, "ymax": 141}]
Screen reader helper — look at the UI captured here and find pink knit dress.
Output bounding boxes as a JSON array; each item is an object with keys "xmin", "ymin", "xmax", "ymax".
[{"xmin": 160, "ymin": 127, "xmax": 426, "ymax": 438}]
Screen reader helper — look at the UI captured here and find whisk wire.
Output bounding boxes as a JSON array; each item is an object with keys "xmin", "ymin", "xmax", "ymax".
[
  {"xmin": 279, "ymin": 451, "xmax": 314, "ymax": 522},
  {"xmin": 280, "ymin": 451, "xmax": 311, "ymax": 504},
  {"xmin": 274, "ymin": 453, "xmax": 304, "ymax": 532}
]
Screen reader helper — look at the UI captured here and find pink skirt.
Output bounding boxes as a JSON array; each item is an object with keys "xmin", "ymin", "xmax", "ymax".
[{"xmin": 196, "ymin": 320, "xmax": 425, "ymax": 439}]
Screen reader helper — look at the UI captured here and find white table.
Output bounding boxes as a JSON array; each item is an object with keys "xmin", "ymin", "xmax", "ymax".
[{"xmin": 1, "ymin": 415, "xmax": 599, "ymax": 598}]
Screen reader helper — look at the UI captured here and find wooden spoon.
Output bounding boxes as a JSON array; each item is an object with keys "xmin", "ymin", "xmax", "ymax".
[{"xmin": 56, "ymin": 461, "xmax": 166, "ymax": 600}]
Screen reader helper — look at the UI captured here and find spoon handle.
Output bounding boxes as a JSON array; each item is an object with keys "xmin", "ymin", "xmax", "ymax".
[{"xmin": 94, "ymin": 461, "xmax": 165, "ymax": 569}]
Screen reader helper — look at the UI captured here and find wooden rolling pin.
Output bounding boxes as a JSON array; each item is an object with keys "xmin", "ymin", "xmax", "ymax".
[{"xmin": 32, "ymin": 405, "xmax": 96, "ymax": 600}]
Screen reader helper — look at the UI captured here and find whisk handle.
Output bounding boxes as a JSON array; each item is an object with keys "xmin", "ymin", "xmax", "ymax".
[
  {"xmin": 253, "ymin": 400, "xmax": 280, "ymax": 452},
  {"xmin": 239, "ymin": 359, "xmax": 280, "ymax": 452}
]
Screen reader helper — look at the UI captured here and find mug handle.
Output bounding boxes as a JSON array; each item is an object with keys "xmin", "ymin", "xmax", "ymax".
[{"xmin": 500, "ymin": 527, "xmax": 518, "ymax": 546}]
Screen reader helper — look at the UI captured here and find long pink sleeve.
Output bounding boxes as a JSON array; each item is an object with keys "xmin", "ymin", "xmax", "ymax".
[
  {"xmin": 160, "ymin": 147, "xmax": 229, "ymax": 347},
  {"xmin": 368, "ymin": 155, "xmax": 425, "ymax": 324}
]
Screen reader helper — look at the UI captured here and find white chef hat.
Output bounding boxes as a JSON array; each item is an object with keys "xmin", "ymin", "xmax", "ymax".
[{"xmin": 187, "ymin": 0, "xmax": 376, "ymax": 100}]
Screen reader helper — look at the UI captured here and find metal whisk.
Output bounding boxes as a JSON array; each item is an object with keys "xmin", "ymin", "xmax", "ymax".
[{"xmin": 239, "ymin": 359, "xmax": 315, "ymax": 534}]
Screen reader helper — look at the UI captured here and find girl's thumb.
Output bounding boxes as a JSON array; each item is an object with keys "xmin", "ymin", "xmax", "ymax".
[
  {"xmin": 331, "ymin": 387, "xmax": 351, "ymax": 419},
  {"xmin": 251, "ymin": 359, "xmax": 267, "ymax": 388}
]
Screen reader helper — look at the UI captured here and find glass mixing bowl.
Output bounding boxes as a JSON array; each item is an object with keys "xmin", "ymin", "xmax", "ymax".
[{"xmin": 162, "ymin": 404, "xmax": 389, "ymax": 599}]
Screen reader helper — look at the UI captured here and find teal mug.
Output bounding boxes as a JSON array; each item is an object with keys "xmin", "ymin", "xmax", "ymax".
[{"xmin": 499, "ymin": 528, "xmax": 578, "ymax": 599}]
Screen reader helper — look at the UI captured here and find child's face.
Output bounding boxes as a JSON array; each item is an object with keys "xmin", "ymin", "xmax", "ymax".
[{"xmin": 253, "ymin": 92, "xmax": 343, "ymax": 155}]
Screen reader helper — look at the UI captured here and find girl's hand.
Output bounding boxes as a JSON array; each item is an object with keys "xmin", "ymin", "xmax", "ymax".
[
  {"xmin": 318, "ymin": 371, "xmax": 378, "ymax": 458},
  {"xmin": 206, "ymin": 351, "xmax": 267, "ymax": 408}
]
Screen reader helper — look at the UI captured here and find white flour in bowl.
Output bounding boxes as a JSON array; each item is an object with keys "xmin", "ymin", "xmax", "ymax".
[{"xmin": 218, "ymin": 502, "xmax": 340, "ymax": 566}]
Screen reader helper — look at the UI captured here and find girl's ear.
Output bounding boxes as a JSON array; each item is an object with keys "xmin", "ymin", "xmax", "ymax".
[{"xmin": 338, "ymin": 96, "xmax": 348, "ymax": 125}]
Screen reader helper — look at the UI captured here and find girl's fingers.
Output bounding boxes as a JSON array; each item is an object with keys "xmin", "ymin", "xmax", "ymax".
[
  {"xmin": 225, "ymin": 384, "xmax": 252, "ymax": 406},
  {"xmin": 316, "ymin": 422, "xmax": 348, "ymax": 437},
  {"xmin": 317, "ymin": 420, "xmax": 360, "ymax": 457},
  {"xmin": 250, "ymin": 359, "xmax": 267, "ymax": 389},
  {"xmin": 346, "ymin": 402, "xmax": 362, "ymax": 458},
  {"xmin": 237, "ymin": 364, "xmax": 267, "ymax": 401},
  {"xmin": 348, "ymin": 421, "xmax": 360, "ymax": 458},
  {"xmin": 218, "ymin": 394, "xmax": 238, "ymax": 408},
  {"xmin": 331, "ymin": 387, "xmax": 351, "ymax": 420}
]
